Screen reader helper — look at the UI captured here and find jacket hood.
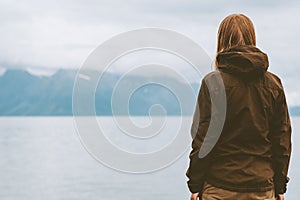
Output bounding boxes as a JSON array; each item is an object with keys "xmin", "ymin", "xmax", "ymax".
[{"xmin": 217, "ymin": 45, "xmax": 269, "ymax": 81}]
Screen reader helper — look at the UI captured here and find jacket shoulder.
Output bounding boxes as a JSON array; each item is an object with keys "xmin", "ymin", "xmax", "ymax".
[
  {"xmin": 202, "ymin": 71, "xmax": 224, "ymax": 87},
  {"xmin": 264, "ymin": 71, "xmax": 284, "ymax": 90},
  {"xmin": 202, "ymin": 71, "xmax": 223, "ymax": 82}
]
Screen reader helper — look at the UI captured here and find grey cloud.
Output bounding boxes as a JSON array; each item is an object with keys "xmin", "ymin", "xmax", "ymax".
[{"xmin": 0, "ymin": 0, "xmax": 299, "ymax": 104}]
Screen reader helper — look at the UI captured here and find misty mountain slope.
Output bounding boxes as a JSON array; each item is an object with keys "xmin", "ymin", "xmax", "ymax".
[
  {"xmin": 0, "ymin": 69, "xmax": 200, "ymax": 116},
  {"xmin": 0, "ymin": 69, "xmax": 298, "ymax": 116}
]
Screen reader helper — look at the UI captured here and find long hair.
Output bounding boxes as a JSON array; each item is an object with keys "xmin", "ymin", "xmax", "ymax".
[{"xmin": 215, "ymin": 14, "xmax": 256, "ymax": 67}]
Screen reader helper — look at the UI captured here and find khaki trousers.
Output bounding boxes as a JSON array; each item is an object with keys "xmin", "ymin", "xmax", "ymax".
[{"xmin": 202, "ymin": 182, "xmax": 275, "ymax": 200}]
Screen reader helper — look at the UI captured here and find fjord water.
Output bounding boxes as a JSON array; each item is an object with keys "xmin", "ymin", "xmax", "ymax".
[{"xmin": 0, "ymin": 117, "xmax": 298, "ymax": 200}]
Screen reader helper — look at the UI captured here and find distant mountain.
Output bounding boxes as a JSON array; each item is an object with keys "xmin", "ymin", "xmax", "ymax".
[
  {"xmin": 0, "ymin": 69, "xmax": 199, "ymax": 116},
  {"xmin": 0, "ymin": 69, "xmax": 299, "ymax": 116},
  {"xmin": 289, "ymin": 106, "xmax": 300, "ymax": 116}
]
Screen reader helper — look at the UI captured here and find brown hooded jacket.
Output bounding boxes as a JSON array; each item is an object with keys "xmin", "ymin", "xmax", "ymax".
[{"xmin": 186, "ymin": 45, "xmax": 292, "ymax": 197}]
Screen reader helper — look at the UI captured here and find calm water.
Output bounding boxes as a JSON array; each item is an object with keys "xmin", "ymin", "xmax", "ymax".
[{"xmin": 0, "ymin": 117, "xmax": 299, "ymax": 200}]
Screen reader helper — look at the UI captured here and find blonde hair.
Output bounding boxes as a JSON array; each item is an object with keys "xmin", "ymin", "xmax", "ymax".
[{"xmin": 215, "ymin": 14, "xmax": 256, "ymax": 67}]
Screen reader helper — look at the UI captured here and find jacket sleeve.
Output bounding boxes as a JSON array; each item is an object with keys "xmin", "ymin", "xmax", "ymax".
[
  {"xmin": 186, "ymin": 79, "xmax": 212, "ymax": 194},
  {"xmin": 270, "ymin": 87, "xmax": 292, "ymax": 196}
]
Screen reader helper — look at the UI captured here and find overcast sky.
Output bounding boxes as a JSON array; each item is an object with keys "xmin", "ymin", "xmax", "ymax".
[{"xmin": 0, "ymin": 0, "xmax": 299, "ymax": 105}]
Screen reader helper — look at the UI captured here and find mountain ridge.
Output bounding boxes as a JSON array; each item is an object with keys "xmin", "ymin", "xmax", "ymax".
[
  {"xmin": 0, "ymin": 69, "xmax": 299, "ymax": 116},
  {"xmin": 0, "ymin": 69, "xmax": 198, "ymax": 116}
]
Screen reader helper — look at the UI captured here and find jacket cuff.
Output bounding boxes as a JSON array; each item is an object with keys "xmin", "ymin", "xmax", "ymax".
[
  {"xmin": 275, "ymin": 185, "xmax": 287, "ymax": 196},
  {"xmin": 274, "ymin": 177, "xmax": 290, "ymax": 196},
  {"xmin": 187, "ymin": 181, "xmax": 204, "ymax": 194}
]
